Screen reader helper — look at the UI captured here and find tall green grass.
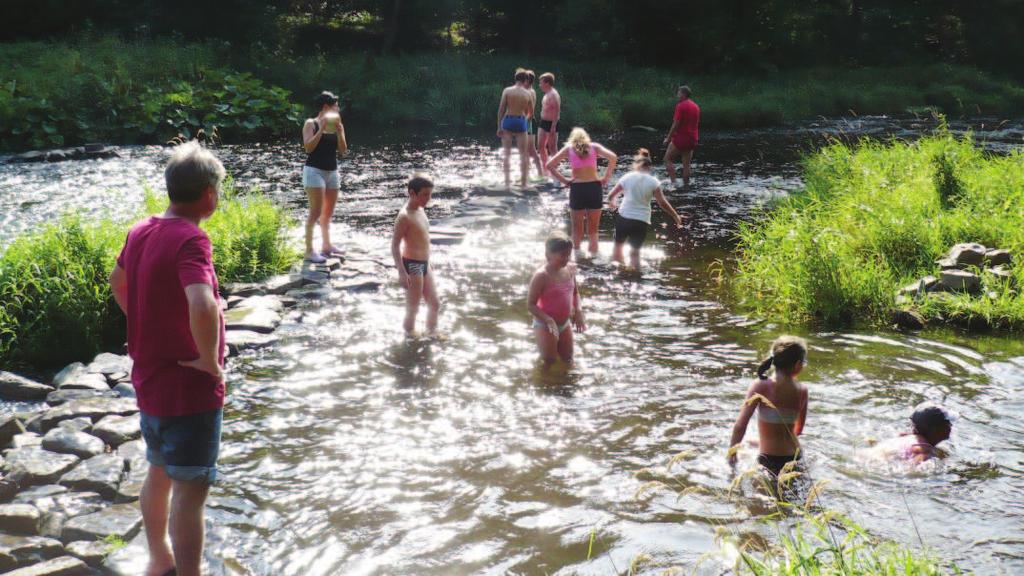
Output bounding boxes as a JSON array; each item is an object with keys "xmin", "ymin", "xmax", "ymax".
[
  {"xmin": 0, "ymin": 179, "xmax": 297, "ymax": 367},
  {"xmin": 733, "ymin": 127, "xmax": 1024, "ymax": 329}
]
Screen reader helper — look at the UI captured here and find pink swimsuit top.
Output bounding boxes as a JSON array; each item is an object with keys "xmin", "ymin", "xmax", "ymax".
[
  {"xmin": 569, "ymin": 144, "xmax": 597, "ymax": 170},
  {"xmin": 538, "ymin": 275, "xmax": 575, "ymax": 321}
]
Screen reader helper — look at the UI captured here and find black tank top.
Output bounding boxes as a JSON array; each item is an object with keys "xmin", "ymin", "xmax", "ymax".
[{"xmin": 305, "ymin": 121, "xmax": 338, "ymax": 171}]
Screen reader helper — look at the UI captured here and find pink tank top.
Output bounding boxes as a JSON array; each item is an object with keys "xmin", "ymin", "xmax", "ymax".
[
  {"xmin": 569, "ymin": 144, "xmax": 597, "ymax": 170},
  {"xmin": 538, "ymin": 275, "xmax": 575, "ymax": 321}
]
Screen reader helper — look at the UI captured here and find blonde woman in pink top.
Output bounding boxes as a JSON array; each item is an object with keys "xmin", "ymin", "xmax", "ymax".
[
  {"xmin": 546, "ymin": 128, "xmax": 618, "ymax": 256},
  {"xmin": 528, "ymin": 232, "xmax": 586, "ymax": 364}
]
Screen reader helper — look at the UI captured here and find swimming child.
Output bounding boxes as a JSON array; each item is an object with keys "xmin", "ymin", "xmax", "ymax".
[
  {"xmin": 728, "ymin": 336, "xmax": 809, "ymax": 476},
  {"xmin": 528, "ymin": 232, "xmax": 586, "ymax": 364},
  {"xmin": 874, "ymin": 403, "xmax": 955, "ymax": 464},
  {"xmin": 606, "ymin": 148, "xmax": 684, "ymax": 269},
  {"xmin": 391, "ymin": 174, "xmax": 441, "ymax": 334},
  {"xmin": 545, "ymin": 128, "xmax": 618, "ymax": 256}
]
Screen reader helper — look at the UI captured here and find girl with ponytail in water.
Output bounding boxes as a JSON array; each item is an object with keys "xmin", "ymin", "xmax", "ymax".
[
  {"xmin": 728, "ymin": 336, "xmax": 809, "ymax": 476},
  {"xmin": 606, "ymin": 148, "xmax": 683, "ymax": 269},
  {"xmin": 545, "ymin": 128, "xmax": 618, "ymax": 256}
]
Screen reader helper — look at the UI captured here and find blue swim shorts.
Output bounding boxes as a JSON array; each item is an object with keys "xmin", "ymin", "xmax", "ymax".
[
  {"xmin": 140, "ymin": 408, "xmax": 222, "ymax": 485},
  {"xmin": 501, "ymin": 115, "xmax": 529, "ymax": 133}
]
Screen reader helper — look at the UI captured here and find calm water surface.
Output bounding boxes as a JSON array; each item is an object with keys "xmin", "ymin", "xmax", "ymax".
[{"xmin": 2, "ymin": 116, "xmax": 1023, "ymax": 574}]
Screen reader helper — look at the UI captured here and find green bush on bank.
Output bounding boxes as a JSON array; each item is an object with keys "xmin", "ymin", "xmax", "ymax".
[
  {"xmin": 0, "ymin": 179, "xmax": 297, "ymax": 367},
  {"xmin": 733, "ymin": 127, "xmax": 1024, "ymax": 329}
]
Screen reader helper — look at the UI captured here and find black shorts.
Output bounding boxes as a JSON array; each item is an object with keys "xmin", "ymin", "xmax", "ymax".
[
  {"xmin": 757, "ymin": 452, "xmax": 802, "ymax": 476},
  {"xmin": 539, "ymin": 119, "xmax": 557, "ymax": 133},
  {"xmin": 569, "ymin": 181, "xmax": 603, "ymax": 210},
  {"xmin": 402, "ymin": 258, "xmax": 428, "ymax": 277},
  {"xmin": 614, "ymin": 215, "xmax": 648, "ymax": 249}
]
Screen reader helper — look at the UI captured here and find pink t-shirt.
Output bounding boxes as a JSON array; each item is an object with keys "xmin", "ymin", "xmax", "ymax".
[{"xmin": 116, "ymin": 216, "xmax": 225, "ymax": 417}]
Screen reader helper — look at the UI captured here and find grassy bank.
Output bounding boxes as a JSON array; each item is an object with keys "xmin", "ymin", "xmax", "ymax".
[
  {"xmin": 0, "ymin": 179, "xmax": 297, "ymax": 367},
  {"xmin": 733, "ymin": 128, "xmax": 1024, "ymax": 329},
  {"xmin": 3, "ymin": 38, "xmax": 1024, "ymax": 151}
]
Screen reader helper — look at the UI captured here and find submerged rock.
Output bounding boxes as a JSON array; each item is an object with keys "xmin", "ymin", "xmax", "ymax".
[
  {"xmin": 285, "ymin": 285, "xmax": 332, "ymax": 300},
  {"xmin": 39, "ymin": 398, "xmax": 138, "ymax": 433},
  {"xmin": 0, "ymin": 503, "xmax": 41, "ymax": 535},
  {"xmin": 226, "ymin": 330, "xmax": 279, "ymax": 356},
  {"xmin": 3, "ymin": 448, "xmax": 79, "ymax": 486},
  {"xmin": 264, "ymin": 274, "xmax": 305, "ymax": 295},
  {"xmin": 41, "ymin": 428, "xmax": 105, "ymax": 459},
  {"xmin": 0, "ymin": 372, "xmax": 54, "ymax": 401},
  {"xmin": 3, "ymin": 555, "xmax": 90, "ymax": 575},
  {"xmin": 59, "ymin": 454, "xmax": 126, "ymax": 499},
  {"xmin": 89, "ymin": 414, "xmax": 140, "ymax": 448},
  {"xmin": 895, "ymin": 308, "xmax": 927, "ymax": 330},
  {"xmin": 61, "ymin": 503, "xmax": 142, "ymax": 544},
  {"xmin": 224, "ymin": 305, "xmax": 281, "ymax": 334}
]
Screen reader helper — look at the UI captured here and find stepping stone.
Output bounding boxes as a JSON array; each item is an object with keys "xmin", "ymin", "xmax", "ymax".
[
  {"xmin": 264, "ymin": 274, "xmax": 304, "ymax": 295},
  {"xmin": 299, "ymin": 269, "xmax": 330, "ymax": 284},
  {"xmin": 39, "ymin": 398, "xmax": 138, "ymax": 433},
  {"xmin": 985, "ymin": 266, "xmax": 1013, "ymax": 280},
  {"xmin": 985, "ymin": 248, "xmax": 1011, "ymax": 266},
  {"xmin": 90, "ymin": 414, "xmax": 140, "ymax": 448},
  {"xmin": 42, "ymin": 428, "xmax": 105, "ymax": 459},
  {"xmin": 946, "ymin": 243, "xmax": 987, "ymax": 267},
  {"xmin": 59, "ymin": 454, "xmax": 126, "ymax": 499},
  {"xmin": 65, "ymin": 540, "xmax": 110, "ymax": 566},
  {"xmin": 233, "ymin": 295, "xmax": 283, "ymax": 313},
  {"xmin": 0, "ymin": 503, "xmax": 41, "ymax": 535},
  {"xmin": 24, "ymin": 491, "xmax": 104, "ymax": 541},
  {"xmin": 86, "ymin": 353, "xmax": 131, "ymax": 377},
  {"xmin": 334, "ymin": 279, "xmax": 382, "ymax": 293},
  {"xmin": 221, "ymin": 282, "xmax": 264, "ymax": 297},
  {"xmin": 13, "ymin": 485, "xmax": 67, "ymax": 503},
  {"xmin": 224, "ymin": 306, "xmax": 281, "ymax": 334},
  {"xmin": 61, "ymin": 503, "xmax": 141, "ymax": 544},
  {"xmin": 112, "ymin": 383, "xmax": 135, "ymax": 399},
  {"xmin": 939, "ymin": 269, "xmax": 981, "ymax": 293},
  {"xmin": 3, "ymin": 555, "xmax": 89, "ymax": 575},
  {"xmin": 57, "ymin": 418, "xmax": 92, "ymax": 434},
  {"xmin": 0, "ymin": 414, "xmax": 27, "ymax": 448},
  {"xmin": 114, "ymin": 441, "xmax": 147, "ymax": 503},
  {"xmin": 52, "ymin": 364, "xmax": 108, "ymax": 392},
  {"xmin": 3, "ymin": 448, "xmax": 79, "ymax": 487},
  {"xmin": 226, "ymin": 331, "xmax": 279, "ymax": 357},
  {"xmin": 45, "ymin": 389, "xmax": 118, "ymax": 407},
  {"xmin": 100, "ymin": 530, "xmax": 147, "ymax": 575},
  {"xmin": 0, "ymin": 534, "xmax": 63, "ymax": 570},
  {"xmin": 0, "ymin": 372, "xmax": 54, "ymax": 401},
  {"xmin": 9, "ymin": 432, "xmax": 43, "ymax": 449},
  {"xmin": 285, "ymin": 285, "xmax": 332, "ymax": 300}
]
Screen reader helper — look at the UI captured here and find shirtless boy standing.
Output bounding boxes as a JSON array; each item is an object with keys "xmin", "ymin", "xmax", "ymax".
[
  {"xmin": 523, "ymin": 70, "xmax": 544, "ymax": 178},
  {"xmin": 497, "ymin": 68, "xmax": 536, "ymax": 188},
  {"xmin": 538, "ymin": 72, "xmax": 561, "ymax": 177},
  {"xmin": 391, "ymin": 174, "xmax": 440, "ymax": 334}
]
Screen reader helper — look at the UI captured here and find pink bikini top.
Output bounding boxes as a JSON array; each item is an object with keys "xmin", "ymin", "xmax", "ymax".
[
  {"xmin": 569, "ymin": 144, "xmax": 597, "ymax": 170},
  {"xmin": 538, "ymin": 275, "xmax": 575, "ymax": 321}
]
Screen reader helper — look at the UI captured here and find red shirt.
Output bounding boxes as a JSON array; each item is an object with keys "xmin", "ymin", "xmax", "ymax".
[
  {"xmin": 672, "ymin": 98, "xmax": 700, "ymax": 148},
  {"xmin": 117, "ymin": 216, "xmax": 225, "ymax": 417}
]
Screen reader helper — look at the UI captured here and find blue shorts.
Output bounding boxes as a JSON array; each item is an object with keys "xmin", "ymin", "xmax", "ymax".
[
  {"xmin": 140, "ymin": 408, "xmax": 222, "ymax": 485},
  {"xmin": 501, "ymin": 115, "xmax": 528, "ymax": 133}
]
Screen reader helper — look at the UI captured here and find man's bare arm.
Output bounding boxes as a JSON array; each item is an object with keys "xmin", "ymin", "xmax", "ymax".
[{"xmin": 109, "ymin": 264, "xmax": 128, "ymax": 314}]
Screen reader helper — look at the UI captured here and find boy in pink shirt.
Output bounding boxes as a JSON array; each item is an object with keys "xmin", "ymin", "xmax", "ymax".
[{"xmin": 109, "ymin": 142, "xmax": 226, "ymax": 576}]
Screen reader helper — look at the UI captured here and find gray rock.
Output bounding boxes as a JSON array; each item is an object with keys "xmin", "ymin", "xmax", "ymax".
[
  {"xmin": 0, "ymin": 372, "xmax": 55, "ymax": 401},
  {"xmin": 299, "ymin": 269, "xmax": 330, "ymax": 284},
  {"xmin": 226, "ymin": 294, "xmax": 245, "ymax": 309},
  {"xmin": 221, "ymin": 282, "xmax": 264, "ymax": 297},
  {"xmin": 939, "ymin": 269, "xmax": 982, "ymax": 293},
  {"xmin": 59, "ymin": 454, "xmax": 125, "ymax": 499},
  {"xmin": 985, "ymin": 248, "xmax": 1012, "ymax": 266},
  {"xmin": 985, "ymin": 266, "xmax": 1014, "ymax": 281},
  {"xmin": 0, "ymin": 503, "xmax": 41, "ymax": 534},
  {"xmin": 0, "ymin": 534, "xmax": 64, "ymax": 569},
  {"xmin": 278, "ymin": 296, "xmax": 298, "ymax": 309},
  {"xmin": 86, "ymin": 353, "xmax": 131, "ymax": 377},
  {"xmin": 99, "ymin": 530, "xmax": 147, "ymax": 575},
  {"xmin": 0, "ymin": 479, "xmax": 16, "ymax": 503},
  {"xmin": 430, "ymin": 235, "xmax": 465, "ymax": 246},
  {"xmin": 226, "ymin": 330, "xmax": 279, "ymax": 357},
  {"xmin": 39, "ymin": 398, "xmax": 138, "ymax": 433},
  {"xmin": 285, "ymin": 285, "xmax": 332, "ymax": 300},
  {"xmin": 898, "ymin": 276, "xmax": 938, "ymax": 297},
  {"xmin": 13, "ymin": 485, "xmax": 68, "ymax": 503},
  {"xmin": 28, "ymin": 491, "xmax": 104, "ymax": 540},
  {"xmin": 57, "ymin": 418, "xmax": 92, "ymax": 434},
  {"xmin": 112, "ymin": 382, "xmax": 135, "ymax": 399},
  {"xmin": 334, "ymin": 279, "xmax": 383, "ymax": 293},
  {"xmin": 45, "ymin": 389, "xmax": 118, "ymax": 407},
  {"xmin": 935, "ymin": 257, "xmax": 958, "ymax": 270},
  {"xmin": 233, "ymin": 295, "xmax": 283, "ymax": 313},
  {"xmin": 224, "ymin": 305, "xmax": 281, "ymax": 334},
  {"xmin": 114, "ymin": 440, "xmax": 147, "ymax": 503},
  {"xmin": 946, "ymin": 243, "xmax": 987, "ymax": 267},
  {"xmin": 53, "ymin": 363, "xmax": 109, "ymax": 392},
  {"xmin": 23, "ymin": 413, "xmax": 45, "ymax": 433},
  {"xmin": 42, "ymin": 429, "xmax": 105, "ymax": 459},
  {"xmin": 61, "ymin": 503, "xmax": 141, "ymax": 544},
  {"xmin": 1, "ymin": 413, "xmax": 27, "ymax": 448},
  {"xmin": 3, "ymin": 448, "xmax": 79, "ymax": 486},
  {"xmin": 9, "ymin": 432, "xmax": 43, "ymax": 449},
  {"xmin": 89, "ymin": 414, "xmax": 140, "ymax": 448},
  {"xmin": 3, "ymin": 555, "xmax": 90, "ymax": 575},
  {"xmin": 65, "ymin": 540, "xmax": 110, "ymax": 566},
  {"xmin": 264, "ymin": 274, "xmax": 305, "ymax": 295}
]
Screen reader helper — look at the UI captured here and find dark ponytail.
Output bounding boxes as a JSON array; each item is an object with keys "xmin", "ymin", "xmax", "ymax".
[
  {"xmin": 756, "ymin": 336, "xmax": 808, "ymax": 379},
  {"xmin": 633, "ymin": 147, "xmax": 653, "ymax": 169},
  {"xmin": 757, "ymin": 355, "xmax": 775, "ymax": 379}
]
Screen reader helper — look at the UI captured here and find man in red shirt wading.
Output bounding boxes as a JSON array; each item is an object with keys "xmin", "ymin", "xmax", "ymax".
[
  {"xmin": 663, "ymin": 85, "xmax": 700, "ymax": 188},
  {"xmin": 109, "ymin": 142, "xmax": 226, "ymax": 576}
]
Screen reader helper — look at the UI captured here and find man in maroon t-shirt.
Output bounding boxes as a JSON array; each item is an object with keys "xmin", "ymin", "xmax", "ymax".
[
  {"xmin": 109, "ymin": 141, "xmax": 225, "ymax": 576},
  {"xmin": 663, "ymin": 85, "xmax": 700, "ymax": 188}
]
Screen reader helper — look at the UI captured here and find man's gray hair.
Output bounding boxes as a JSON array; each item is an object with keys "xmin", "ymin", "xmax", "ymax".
[{"xmin": 165, "ymin": 141, "xmax": 226, "ymax": 203}]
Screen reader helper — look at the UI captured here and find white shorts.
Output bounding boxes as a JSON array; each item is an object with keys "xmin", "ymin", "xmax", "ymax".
[{"xmin": 302, "ymin": 165, "xmax": 340, "ymax": 189}]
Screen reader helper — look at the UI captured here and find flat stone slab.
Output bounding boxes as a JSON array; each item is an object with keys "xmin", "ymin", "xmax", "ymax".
[
  {"xmin": 265, "ymin": 274, "xmax": 305, "ymax": 295},
  {"xmin": 0, "ymin": 372, "xmax": 55, "ymax": 401},
  {"xmin": 985, "ymin": 248, "xmax": 1011, "ymax": 266},
  {"xmin": 226, "ymin": 330, "xmax": 279, "ymax": 357},
  {"xmin": 112, "ymin": 382, "xmax": 135, "ymax": 399},
  {"xmin": 57, "ymin": 418, "xmax": 92, "ymax": 434},
  {"xmin": 947, "ymin": 242, "xmax": 987, "ymax": 267},
  {"xmin": 13, "ymin": 485, "xmax": 68, "ymax": 504},
  {"xmin": 224, "ymin": 306, "xmax": 281, "ymax": 334},
  {"xmin": 233, "ymin": 295, "xmax": 283, "ymax": 313},
  {"xmin": 3, "ymin": 448, "xmax": 79, "ymax": 487},
  {"xmin": 100, "ymin": 530, "xmax": 147, "ymax": 575},
  {"xmin": 52, "ymin": 363, "xmax": 109, "ymax": 392},
  {"xmin": 10, "ymin": 432, "xmax": 43, "ymax": 449},
  {"xmin": 0, "ymin": 534, "xmax": 64, "ymax": 570},
  {"xmin": 939, "ymin": 269, "xmax": 982, "ymax": 293},
  {"xmin": 65, "ymin": 540, "xmax": 110, "ymax": 566},
  {"xmin": 285, "ymin": 285, "xmax": 332, "ymax": 300},
  {"xmin": 0, "ymin": 503, "xmax": 41, "ymax": 535},
  {"xmin": 42, "ymin": 428, "xmax": 105, "ymax": 459},
  {"xmin": 221, "ymin": 282, "xmax": 264, "ymax": 297},
  {"xmin": 299, "ymin": 269, "xmax": 331, "ymax": 284},
  {"xmin": 3, "ymin": 555, "xmax": 90, "ymax": 575},
  {"xmin": 45, "ymin": 389, "xmax": 119, "ymax": 407},
  {"xmin": 61, "ymin": 503, "xmax": 141, "ymax": 544},
  {"xmin": 86, "ymin": 353, "xmax": 132, "ymax": 377},
  {"xmin": 59, "ymin": 454, "xmax": 125, "ymax": 499},
  {"xmin": 334, "ymin": 279, "xmax": 383, "ymax": 293},
  {"xmin": 1, "ymin": 413, "xmax": 27, "ymax": 448},
  {"xmin": 39, "ymin": 398, "xmax": 138, "ymax": 433},
  {"xmin": 114, "ymin": 440, "xmax": 147, "ymax": 503},
  {"xmin": 24, "ymin": 491, "xmax": 104, "ymax": 541},
  {"xmin": 89, "ymin": 414, "xmax": 140, "ymax": 448}
]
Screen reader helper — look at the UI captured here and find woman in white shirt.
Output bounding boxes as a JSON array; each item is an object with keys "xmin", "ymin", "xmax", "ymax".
[{"xmin": 606, "ymin": 148, "xmax": 683, "ymax": 269}]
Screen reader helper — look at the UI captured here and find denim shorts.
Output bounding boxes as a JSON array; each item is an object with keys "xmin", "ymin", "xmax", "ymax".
[
  {"xmin": 140, "ymin": 408, "xmax": 222, "ymax": 485},
  {"xmin": 302, "ymin": 165, "xmax": 340, "ymax": 189}
]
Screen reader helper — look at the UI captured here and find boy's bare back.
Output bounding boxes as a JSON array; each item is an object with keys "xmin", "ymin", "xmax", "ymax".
[
  {"xmin": 502, "ymin": 85, "xmax": 534, "ymax": 117},
  {"xmin": 395, "ymin": 204, "xmax": 430, "ymax": 260}
]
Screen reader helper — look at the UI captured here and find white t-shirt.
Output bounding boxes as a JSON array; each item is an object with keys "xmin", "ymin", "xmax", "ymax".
[{"xmin": 616, "ymin": 171, "xmax": 661, "ymax": 224}]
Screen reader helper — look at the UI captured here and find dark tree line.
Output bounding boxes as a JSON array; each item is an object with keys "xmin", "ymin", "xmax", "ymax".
[{"xmin": 3, "ymin": 0, "xmax": 1022, "ymax": 76}]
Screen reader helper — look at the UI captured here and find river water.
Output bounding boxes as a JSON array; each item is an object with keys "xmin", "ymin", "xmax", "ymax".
[{"xmin": 2, "ymin": 117, "xmax": 1023, "ymax": 574}]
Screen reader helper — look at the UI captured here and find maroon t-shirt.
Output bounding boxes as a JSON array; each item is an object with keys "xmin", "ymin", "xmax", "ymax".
[
  {"xmin": 116, "ymin": 216, "xmax": 225, "ymax": 417},
  {"xmin": 672, "ymin": 98, "xmax": 700, "ymax": 149}
]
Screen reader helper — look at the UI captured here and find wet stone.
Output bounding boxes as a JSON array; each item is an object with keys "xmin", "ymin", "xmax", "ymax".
[
  {"xmin": 114, "ymin": 440, "xmax": 146, "ymax": 503},
  {"xmin": 285, "ymin": 285, "xmax": 332, "ymax": 300},
  {"xmin": 334, "ymin": 279, "xmax": 383, "ymax": 293},
  {"xmin": 0, "ymin": 503, "xmax": 41, "ymax": 534},
  {"xmin": 45, "ymin": 389, "xmax": 118, "ymax": 407},
  {"xmin": 39, "ymin": 398, "xmax": 138, "ymax": 433},
  {"xmin": 57, "ymin": 418, "xmax": 92, "ymax": 434},
  {"xmin": 100, "ymin": 530, "xmax": 146, "ymax": 575},
  {"xmin": 61, "ymin": 503, "xmax": 141, "ymax": 544},
  {"xmin": 23, "ymin": 413, "xmax": 44, "ymax": 433},
  {"xmin": 112, "ymin": 382, "xmax": 135, "ymax": 399},
  {"xmin": 0, "ymin": 372, "xmax": 54, "ymax": 401},
  {"xmin": 59, "ymin": 454, "xmax": 125, "ymax": 499},
  {"xmin": 90, "ymin": 414, "xmax": 140, "ymax": 448},
  {"xmin": 234, "ymin": 295, "xmax": 283, "ymax": 313},
  {"xmin": 265, "ymin": 274, "xmax": 305, "ymax": 295},
  {"xmin": 41, "ymin": 428, "xmax": 105, "ymax": 459},
  {"xmin": 13, "ymin": 485, "xmax": 68, "ymax": 503},
  {"xmin": 299, "ymin": 269, "xmax": 330, "ymax": 284},
  {"xmin": 226, "ymin": 295, "xmax": 245, "ymax": 309},
  {"xmin": 3, "ymin": 448, "xmax": 79, "ymax": 486},
  {"xmin": 226, "ymin": 331, "xmax": 279, "ymax": 357},
  {"xmin": 1, "ymin": 414, "xmax": 27, "ymax": 448},
  {"xmin": 0, "ymin": 534, "xmax": 64, "ymax": 569},
  {"xmin": 0, "ymin": 479, "xmax": 18, "ymax": 502},
  {"xmin": 53, "ymin": 363, "xmax": 108, "ymax": 392},
  {"xmin": 3, "ymin": 555, "xmax": 90, "ymax": 576},
  {"xmin": 86, "ymin": 353, "xmax": 131, "ymax": 377},
  {"xmin": 221, "ymin": 282, "xmax": 264, "ymax": 298},
  {"xmin": 9, "ymin": 432, "xmax": 43, "ymax": 449},
  {"xmin": 224, "ymin": 306, "xmax": 281, "ymax": 334},
  {"xmin": 65, "ymin": 540, "xmax": 109, "ymax": 566}
]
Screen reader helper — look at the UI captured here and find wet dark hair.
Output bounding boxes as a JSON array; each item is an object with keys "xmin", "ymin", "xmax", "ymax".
[
  {"xmin": 911, "ymin": 403, "xmax": 954, "ymax": 438},
  {"xmin": 314, "ymin": 91, "xmax": 339, "ymax": 110},
  {"xmin": 633, "ymin": 147, "xmax": 652, "ymax": 169},
  {"xmin": 407, "ymin": 173, "xmax": 434, "ymax": 194},
  {"xmin": 514, "ymin": 68, "xmax": 528, "ymax": 82},
  {"xmin": 545, "ymin": 231, "xmax": 573, "ymax": 254},
  {"xmin": 678, "ymin": 85, "xmax": 692, "ymax": 98},
  {"xmin": 756, "ymin": 335, "xmax": 807, "ymax": 379}
]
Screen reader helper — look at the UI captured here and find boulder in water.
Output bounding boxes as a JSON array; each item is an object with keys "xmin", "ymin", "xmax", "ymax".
[
  {"xmin": 0, "ymin": 372, "xmax": 54, "ymax": 401},
  {"xmin": 59, "ymin": 454, "xmax": 126, "ymax": 500},
  {"xmin": 89, "ymin": 414, "xmax": 140, "ymax": 448},
  {"xmin": 3, "ymin": 448, "xmax": 80, "ymax": 487},
  {"xmin": 892, "ymin": 309, "xmax": 926, "ymax": 330},
  {"xmin": 39, "ymin": 398, "xmax": 138, "ymax": 433}
]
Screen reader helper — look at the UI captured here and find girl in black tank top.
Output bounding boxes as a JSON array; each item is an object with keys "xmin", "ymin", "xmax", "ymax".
[
  {"xmin": 302, "ymin": 91, "xmax": 348, "ymax": 262},
  {"xmin": 305, "ymin": 121, "xmax": 338, "ymax": 171}
]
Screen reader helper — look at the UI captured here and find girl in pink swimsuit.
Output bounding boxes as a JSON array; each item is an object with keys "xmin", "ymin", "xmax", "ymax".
[
  {"xmin": 876, "ymin": 403, "xmax": 955, "ymax": 464},
  {"xmin": 527, "ymin": 232, "xmax": 587, "ymax": 364}
]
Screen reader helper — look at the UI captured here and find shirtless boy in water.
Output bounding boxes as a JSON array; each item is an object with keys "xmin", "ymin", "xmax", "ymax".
[
  {"xmin": 538, "ymin": 72, "xmax": 561, "ymax": 177},
  {"xmin": 497, "ymin": 68, "xmax": 536, "ymax": 188},
  {"xmin": 391, "ymin": 174, "xmax": 440, "ymax": 334},
  {"xmin": 523, "ymin": 70, "xmax": 544, "ymax": 178}
]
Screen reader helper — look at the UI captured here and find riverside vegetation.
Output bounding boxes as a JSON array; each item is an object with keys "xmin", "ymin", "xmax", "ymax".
[
  {"xmin": 734, "ymin": 126, "xmax": 1024, "ymax": 330},
  {"xmin": 0, "ymin": 178, "xmax": 296, "ymax": 367}
]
